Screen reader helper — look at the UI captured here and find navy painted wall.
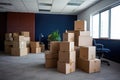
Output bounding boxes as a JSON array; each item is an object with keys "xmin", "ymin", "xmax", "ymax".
[
  {"xmin": 35, "ymin": 13, "xmax": 77, "ymax": 49},
  {"xmin": 95, "ymin": 39, "xmax": 120, "ymax": 63}
]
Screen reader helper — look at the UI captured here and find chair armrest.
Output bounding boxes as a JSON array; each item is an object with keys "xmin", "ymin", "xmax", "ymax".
[{"xmin": 96, "ymin": 44, "xmax": 104, "ymax": 48}]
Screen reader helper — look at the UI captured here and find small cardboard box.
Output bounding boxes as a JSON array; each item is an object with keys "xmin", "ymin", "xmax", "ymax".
[
  {"xmin": 78, "ymin": 58, "xmax": 101, "ymax": 73},
  {"xmin": 30, "ymin": 41, "xmax": 40, "ymax": 48},
  {"xmin": 20, "ymin": 31, "xmax": 30, "ymax": 37},
  {"xmin": 13, "ymin": 36, "xmax": 25, "ymax": 41},
  {"xmin": 78, "ymin": 36, "xmax": 93, "ymax": 46},
  {"xmin": 60, "ymin": 41, "xmax": 74, "ymax": 51},
  {"xmin": 50, "ymin": 41, "xmax": 60, "ymax": 53},
  {"xmin": 45, "ymin": 51, "xmax": 58, "ymax": 59},
  {"xmin": 57, "ymin": 61, "xmax": 75, "ymax": 74},
  {"xmin": 74, "ymin": 31, "xmax": 90, "ymax": 37},
  {"xmin": 13, "ymin": 41, "xmax": 27, "ymax": 48},
  {"xmin": 5, "ymin": 33, "xmax": 13, "ymax": 41},
  {"xmin": 24, "ymin": 37, "xmax": 30, "ymax": 47},
  {"xmin": 4, "ymin": 45, "xmax": 12, "ymax": 54},
  {"xmin": 63, "ymin": 33, "xmax": 74, "ymax": 42},
  {"xmin": 80, "ymin": 46, "xmax": 96, "ymax": 60},
  {"xmin": 31, "ymin": 47, "xmax": 41, "ymax": 53},
  {"xmin": 11, "ymin": 48, "xmax": 28, "ymax": 56},
  {"xmin": 4, "ymin": 40, "xmax": 13, "ymax": 46},
  {"xmin": 74, "ymin": 20, "xmax": 87, "ymax": 31},
  {"xmin": 58, "ymin": 51, "xmax": 76, "ymax": 63},
  {"xmin": 45, "ymin": 59, "xmax": 58, "ymax": 68},
  {"xmin": 27, "ymin": 47, "xmax": 30, "ymax": 53},
  {"xmin": 13, "ymin": 32, "xmax": 19, "ymax": 37}
]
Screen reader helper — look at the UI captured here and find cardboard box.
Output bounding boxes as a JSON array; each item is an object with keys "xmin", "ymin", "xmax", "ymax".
[
  {"xmin": 4, "ymin": 45, "xmax": 12, "ymax": 54},
  {"xmin": 78, "ymin": 36, "xmax": 93, "ymax": 46},
  {"xmin": 4, "ymin": 40, "xmax": 13, "ymax": 46},
  {"xmin": 30, "ymin": 41, "xmax": 40, "ymax": 48},
  {"xmin": 40, "ymin": 44, "xmax": 45, "ymax": 52},
  {"xmin": 50, "ymin": 41, "xmax": 60, "ymax": 53},
  {"xmin": 13, "ymin": 32, "xmax": 19, "ymax": 37},
  {"xmin": 5, "ymin": 33, "xmax": 13, "ymax": 41},
  {"xmin": 11, "ymin": 48, "xmax": 28, "ymax": 56},
  {"xmin": 60, "ymin": 41, "xmax": 74, "ymax": 51},
  {"xmin": 80, "ymin": 46, "xmax": 96, "ymax": 60},
  {"xmin": 57, "ymin": 61, "xmax": 75, "ymax": 74},
  {"xmin": 74, "ymin": 20, "xmax": 87, "ymax": 31},
  {"xmin": 74, "ymin": 31, "xmax": 90, "ymax": 37},
  {"xmin": 45, "ymin": 59, "xmax": 57, "ymax": 68},
  {"xmin": 45, "ymin": 51, "xmax": 58, "ymax": 59},
  {"xmin": 20, "ymin": 31, "xmax": 30, "ymax": 37},
  {"xmin": 63, "ymin": 33, "xmax": 74, "ymax": 42},
  {"xmin": 24, "ymin": 37, "xmax": 30, "ymax": 47},
  {"xmin": 13, "ymin": 36, "xmax": 25, "ymax": 41},
  {"xmin": 27, "ymin": 47, "xmax": 30, "ymax": 53},
  {"xmin": 78, "ymin": 58, "xmax": 101, "ymax": 73},
  {"xmin": 58, "ymin": 51, "xmax": 76, "ymax": 63},
  {"xmin": 13, "ymin": 41, "xmax": 26, "ymax": 48},
  {"xmin": 31, "ymin": 47, "xmax": 41, "ymax": 53}
]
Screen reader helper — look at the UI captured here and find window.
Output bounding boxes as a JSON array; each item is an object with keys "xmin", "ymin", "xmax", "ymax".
[
  {"xmin": 111, "ymin": 5, "xmax": 120, "ymax": 39},
  {"xmin": 92, "ymin": 14, "xmax": 99, "ymax": 38},
  {"xmin": 91, "ymin": 4, "xmax": 120, "ymax": 39},
  {"xmin": 100, "ymin": 10, "xmax": 109, "ymax": 38}
]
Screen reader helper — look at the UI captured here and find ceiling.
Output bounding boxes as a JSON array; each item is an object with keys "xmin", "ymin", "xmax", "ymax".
[{"xmin": 0, "ymin": 0, "xmax": 99, "ymax": 15}]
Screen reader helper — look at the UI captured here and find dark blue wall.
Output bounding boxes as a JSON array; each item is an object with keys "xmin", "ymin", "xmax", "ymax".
[
  {"xmin": 95, "ymin": 39, "xmax": 120, "ymax": 63},
  {"xmin": 35, "ymin": 13, "xmax": 77, "ymax": 49}
]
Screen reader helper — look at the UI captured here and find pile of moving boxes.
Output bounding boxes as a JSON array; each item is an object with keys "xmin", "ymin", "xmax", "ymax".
[
  {"xmin": 45, "ymin": 20, "xmax": 101, "ymax": 74},
  {"xmin": 4, "ymin": 31, "xmax": 43, "ymax": 56}
]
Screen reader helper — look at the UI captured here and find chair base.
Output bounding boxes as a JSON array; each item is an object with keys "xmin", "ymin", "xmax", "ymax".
[{"xmin": 101, "ymin": 60, "xmax": 110, "ymax": 66}]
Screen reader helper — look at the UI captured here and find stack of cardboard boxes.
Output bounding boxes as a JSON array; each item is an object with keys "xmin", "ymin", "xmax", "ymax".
[
  {"xmin": 78, "ymin": 46, "xmax": 101, "ymax": 73},
  {"xmin": 30, "ymin": 41, "xmax": 41, "ymax": 53},
  {"xmin": 57, "ymin": 41, "xmax": 76, "ymax": 74},
  {"xmin": 11, "ymin": 32, "xmax": 28, "ymax": 56},
  {"xmin": 4, "ymin": 33, "xmax": 13, "ymax": 54},
  {"xmin": 4, "ymin": 31, "xmax": 32, "ymax": 56},
  {"xmin": 74, "ymin": 20, "xmax": 101, "ymax": 73},
  {"xmin": 45, "ymin": 41, "xmax": 60, "ymax": 68}
]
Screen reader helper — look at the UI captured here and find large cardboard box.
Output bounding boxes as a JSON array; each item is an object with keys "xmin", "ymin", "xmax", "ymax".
[
  {"xmin": 57, "ymin": 61, "xmax": 75, "ymax": 74},
  {"xmin": 60, "ymin": 41, "xmax": 74, "ymax": 51},
  {"xmin": 13, "ymin": 41, "xmax": 26, "ymax": 48},
  {"xmin": 74, "ymin": 31, "xmax": 90, "ymax": 37},
  {"xmin": 45, "ymin": 51, "xmax": 58, "ymax": 59},
  {"xmin": 74, "ymin": 20, "xmax": 87, "ymax": 31},
  {"xmin": 5, "ymin": 33, "xmax": 13, "ymax": 41},
  {"xmin": 11, "ymin": 48, "xmax": 28, "ymax": 56},
  {"xmin": 4, "ymin": 45, "xmax": 12, "ymax": 54},
  {"xmin": 78, "ymin": 58, "xmax": 101, "ymax": 73},
  {"xmin": 13, "ymin": 36, "xmax": 25, "ymax": 41},
  {"xmin": 31, "ymin": 47, "xmax": 41, "ymax": 53},
  {"xmin": 58, "ymin": 51, "xmax": 76, "ymax": 63},
  {"xmin": 20, "ymin": 31, "xmax": 30, "ymax": 37},
  {"xmin": 30, "ymin": 41, "xmax": 40, "ymax": 48},
  {"xmin": 63, "ymin": 33, "xmax": 74, "ymax": 42},
  {"xmin": 77, "ymin": 36, "xmax": 93, "ymax": 46},
  {"xmin": 50, "ymin": 41, "xmax": 60, "ymax": 53},
  {"xmin": 80, "ymin": 46, "xmax": 96, "ymax": 60},
  {"xmin": 45, "ymin": 59, "xmax": 58, "ymax": 68},
  {"xmin": 24, "ymin": 37, "xmax": 30, "ymax": 47}
]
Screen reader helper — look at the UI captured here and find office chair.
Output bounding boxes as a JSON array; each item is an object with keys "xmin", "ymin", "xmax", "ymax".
[{"xmin": 93, "ymin": 39, "xmax": 110, "ymax": 66}]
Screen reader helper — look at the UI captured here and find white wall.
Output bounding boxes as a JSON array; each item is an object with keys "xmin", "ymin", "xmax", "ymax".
[{"xmin": 77, "ymin": 0, "xmax": 119, "ymax": 30}]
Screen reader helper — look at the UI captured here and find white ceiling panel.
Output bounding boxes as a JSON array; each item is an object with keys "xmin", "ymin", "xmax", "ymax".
[
  {"xmin": 38, "ymin": 0, "xmax": 53, "ymax": 4},
  {"xmin": 51, "ymin": 0, "xmax": 70, "ymax": 12},
  {"xmin": 0, "ymin": 0, "xmax": 100, "ymax": 15}
]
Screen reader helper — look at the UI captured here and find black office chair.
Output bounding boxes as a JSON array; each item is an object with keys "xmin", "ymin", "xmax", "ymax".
[{"xmin": 93, "ymin": 39, "xmax": 110, "ymax": 66}]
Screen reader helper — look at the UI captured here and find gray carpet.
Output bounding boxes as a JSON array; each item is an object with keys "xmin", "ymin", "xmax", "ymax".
[{"xmin": 0, "ymin": 52, "xmax": 120, "ymax": 80}]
